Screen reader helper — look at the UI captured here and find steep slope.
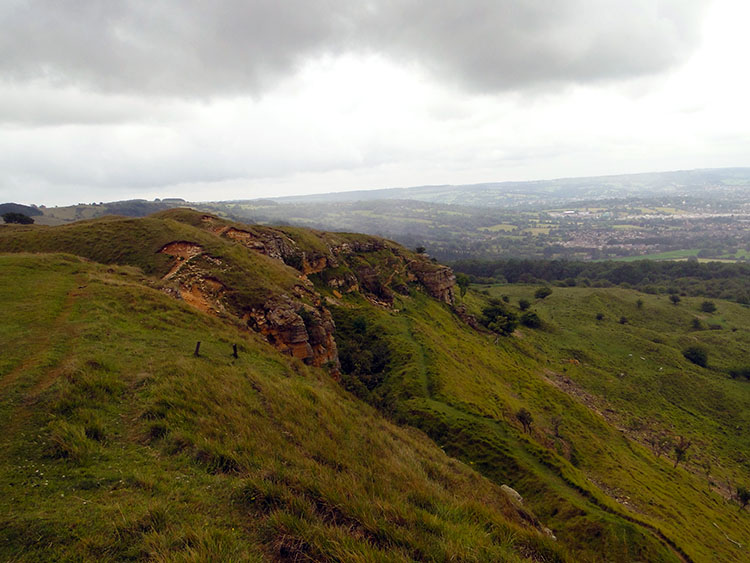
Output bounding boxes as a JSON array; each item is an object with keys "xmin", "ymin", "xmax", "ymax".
[
  {"xmin": 0, "ymin": 253, "xmax": 562, "ymax": 562},
  {"xmin": 4, "ymin": 210, "xmax": 749, "ymax": 561},
  {"xmin": 327, "ymin": 283, "xmax": 750, "ymax": 562}
]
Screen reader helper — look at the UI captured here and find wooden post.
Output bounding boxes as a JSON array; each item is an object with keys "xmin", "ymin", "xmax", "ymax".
[
  {"xmin": 194, "ymin": 341, "xmax": 201, "ymax": 357},
  {"xmin": 232, "ymin": 343, "xmax": 238, "ymax": 359}
]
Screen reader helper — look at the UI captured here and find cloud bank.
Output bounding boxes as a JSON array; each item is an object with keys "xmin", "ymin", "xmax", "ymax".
[{"xmin": 1, "ymin": 0, "xmax": 708, "ymax": 96}]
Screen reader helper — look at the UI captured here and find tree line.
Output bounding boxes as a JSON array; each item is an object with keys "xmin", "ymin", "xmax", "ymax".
[{"xmin": 451, "ymin": 258, "xmax": 750, "ymax": 303}]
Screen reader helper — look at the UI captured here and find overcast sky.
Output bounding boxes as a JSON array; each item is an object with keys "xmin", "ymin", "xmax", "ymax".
[{"xmin": 1, "ymin": 0, "xmax": 749, "ymax": 206}]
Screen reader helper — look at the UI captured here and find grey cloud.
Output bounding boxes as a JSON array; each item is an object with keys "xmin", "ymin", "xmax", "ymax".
[
  {"xmin": 0, "ymin": 85, "xmax": 188, "ymax": 125},
  {"xmin": 1, "ymin": 0, "xmax": 709, "ymax": 96}
]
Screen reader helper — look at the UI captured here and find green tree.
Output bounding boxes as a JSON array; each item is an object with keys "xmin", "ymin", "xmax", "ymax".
[
  {"xmin": 518, "ymin": 298, "xmax": 531, "ymax": 311},
  {"xmin": 520, "ymin": 311, "xmax": 541, "ymax": 328},
  {"xmin": 636, "ymin": 298, "xmax": 644, "ymax": 309},
  {"xmin": 2, "ymin": 212, "xmax": 34, "ymax": 224},
  {"xmin": 670, "ymin": 294, "xmax": 681, "ymax": 306},
  {"xmin": 455, "ymin": 273, "xmax": 470, "ymax": 297},
  {"xmin": 480, "ymin": 299, "xmax": 518, "ymax": 336}
]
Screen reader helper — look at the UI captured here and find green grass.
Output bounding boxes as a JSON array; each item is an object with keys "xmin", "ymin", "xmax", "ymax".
[
  {"xmin": 330, "ymin": 285, "xmax": 750, "ymax": 562},
  {"xmin": 4, "ymin": 210, "xmax": 750, "ymax": 561},
  {"xmin": 0, "ymin": 254, "xmax": 564, "ymax": 562},
  {"xmin": 610, "ymin": 249, "xmax": 701, "ymax": 261}
]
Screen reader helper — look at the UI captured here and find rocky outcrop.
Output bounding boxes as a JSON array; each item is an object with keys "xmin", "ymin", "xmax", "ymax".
[
  {"xmin": 500, "ymin": 485, "xmax": 524, "ymax": 505},
  {"xmin": 222, "ymin": 226, "xmax": 297, "ymax": 262},
  {"xmin": 245, "ymin": 298, "xmax": 339, "ymax": 372},
  {"xmin": 408, "ymin": 261, "xmax": 456, "ymax": 305},
  {"xmin": 156, "ymin": 213, "xmax": 459, "ymax": 372},
  {"xmin": 454, "ymin": 304, "xmax": 484, "ymax": 331}
]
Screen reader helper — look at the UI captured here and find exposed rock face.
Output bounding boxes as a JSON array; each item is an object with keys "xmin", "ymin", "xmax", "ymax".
[
  {"xmin": 356, "ymin": 266, "xmax": 394, "ymax": 305},
  {"xmin": 408, "ymin": 261, "xmax": 456, "ymax": 305},
  {"xmin": 246, "ymin": 298, "xmax": 339, "ymax": 371},
  {"xmin": 454, "ymin": 304, "xmax": 484, "ymax": 331},
  {"xmin": 222, "ymin": 226, "xmax": 296, "ymax": 262},
  {"xmin": 158, "ymin": 242, "xmax": 229, "ymax": 315},
  {"xmin": 501, "ymin": 485, "xmax": 524, "ymax": 505},
  {"xmin": 156, "ymin": 213, "xmax": 459, "ymax": 373}
]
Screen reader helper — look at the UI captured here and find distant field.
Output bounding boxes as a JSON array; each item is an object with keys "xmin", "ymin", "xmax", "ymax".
[
  {"xmin": 479, "ymin": 223, "xmax": 516, "ymax": 232},
  {"xmin": 523, "ymin": 227, "xmax": 551, "ymax": 235},
  {"xmin": 612, "ymin": 249, "xmax": 700, "ymax": 261},
  {"xmin": 612, "ymin": 249, "xmax": 748, "ymax": 263}
]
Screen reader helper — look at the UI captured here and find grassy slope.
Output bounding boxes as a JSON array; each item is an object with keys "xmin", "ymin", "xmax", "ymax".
[
  {"xmin": 0, "ymin": 216, "xmax": 304, "ymax": 312},
  {"xmin": 4, "ymin": 213, "xmax": 749, "ymax": 561},
  {"xmin": 0, "ymin": 254, "xmax": 563, "ymax": 562},
  {"xmin": 325, "ymin": 285, "xmax": 750, "ymax": 562}
]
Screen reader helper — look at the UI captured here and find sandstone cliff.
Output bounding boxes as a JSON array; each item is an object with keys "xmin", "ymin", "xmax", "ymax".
[{"xmin": 155, "ymin": 211, "xmax": 457, "ymax": 372}]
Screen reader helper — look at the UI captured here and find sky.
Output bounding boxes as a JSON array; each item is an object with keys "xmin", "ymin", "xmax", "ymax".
[{"xmin": 1, "ymin": 0, "xmax": 749, "ymax": 207}]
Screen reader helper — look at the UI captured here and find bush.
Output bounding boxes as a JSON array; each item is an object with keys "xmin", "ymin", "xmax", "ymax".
[
  {"xmin": 481, "ymin": 299, "xmax": 518, "ymax": 336},
  {"xmin": 534, "ymin": 286, "xmax": 552, "ymax": 299},
  {"xmin": 700, "ymin": 301, "xmax": 717, "ymax": 313},
  {"xmin": 729, "ymin": 367, "xmax": 750, "ymax": 380},
  {"xmin": 670, "ymin": 295, "xmax": 681, "ymax": 305},
  {"xmin": 518, "ymin": 298, "xmax": 531, "ymax": 311},
  {"xmin": 596, "ymin": 313, "xmax": 605, "ymax": 321},
  {"xmin": 516, "ymin": 408, "xmax": 533, "ymax": 432},
  {"xmin": 683, "ymin": 346, "xmax": 708, "ymax": 367},
  {"xmin": 520, "ymin": 311, "xmax": 542, "ymax": 328}
]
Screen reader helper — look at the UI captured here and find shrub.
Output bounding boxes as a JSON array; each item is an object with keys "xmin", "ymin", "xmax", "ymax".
[
  {"xmin": 534, "ymin": 287, "xmax": 552, "ymax": 299},
  {"xmin": 683, "ymin": 346, "xmax": 708, "ymax": 367},
  {"xmin": 481, "ymin": 299, "xmax": 518, "ymax": 336},
  {"xmin": 518, "ymin": 298, "xmax": 531, "ymax": 311},
  {"xmin": 596, "ymin": 313, "xmax": 605, "ymax": 321},
  {"xmin": 737, "ymin": 487, "xmax": 750, "ymax": 510},
  {"xmin": 516, "ymin": 408, "xmax": 533, "ymax": 432},
  {"xmin": 520, "ymin": 311, "xmax": 542, "ymax": 328},
  {"xmin": 670, "ymin": 295, "xmax": 681, "ymax": 306},
  {"xmin": 700, "ymin": 301, "xmax": 717, "ymax": 313},
  {"xmin": 729, "ymin": 367, "xmax": 750, "ymax": 380}
]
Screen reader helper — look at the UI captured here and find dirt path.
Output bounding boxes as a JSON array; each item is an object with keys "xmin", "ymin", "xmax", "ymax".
[{"xmin": 0, "ymin": 283, "xmax": 83, "ymax": 449}]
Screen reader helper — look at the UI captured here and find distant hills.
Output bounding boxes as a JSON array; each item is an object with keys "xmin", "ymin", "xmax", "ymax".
[
  {"xmin": 5, "ymin": 167, "xmax": 749, "ymax": 262},
  {"xmin": 271, "ymin": 167, "xmax": 750, "ymax": 207}
]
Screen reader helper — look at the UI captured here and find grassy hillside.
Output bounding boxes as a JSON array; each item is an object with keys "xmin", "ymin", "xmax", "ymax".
[
  {"xmin": 3, "ymin": 211, "xmax": 750, "ymax": 561},
  {"xmin": 325, "ymin": 284, "xmax": 750, "ymax": 562},
  {"xmin": 0, "ymin": 253, "xmax": 562, "ymax": 562}
]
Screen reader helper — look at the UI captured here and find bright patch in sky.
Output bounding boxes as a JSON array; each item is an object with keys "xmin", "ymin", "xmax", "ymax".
[{"xmin": 0, "ymin": 0, "xmax": 748, "ymax": 205}]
